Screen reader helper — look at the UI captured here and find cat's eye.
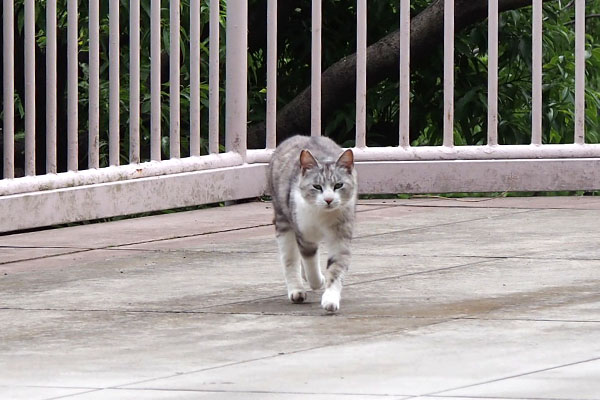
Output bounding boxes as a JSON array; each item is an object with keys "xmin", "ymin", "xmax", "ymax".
[
  {"xmin": 313, "ymin": 184, "xmax": 323, "ymax": 191},
  {"xmin": 334, "ymin": 183, "xmax": 344, "ymax": 190}
]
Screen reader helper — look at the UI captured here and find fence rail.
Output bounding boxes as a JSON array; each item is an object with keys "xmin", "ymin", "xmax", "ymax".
[{"xmin": 1, "ymin": 0, "xmax": 599, "ymax": 233}]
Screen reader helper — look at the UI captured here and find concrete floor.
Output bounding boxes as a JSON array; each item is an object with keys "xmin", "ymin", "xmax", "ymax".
[{"xmin": 1, "ymin": 196, "xmax": 599, "ymax": 400}]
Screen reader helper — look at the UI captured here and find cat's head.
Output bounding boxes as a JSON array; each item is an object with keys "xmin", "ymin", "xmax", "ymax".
[{"xmin": 297, "ymin": 149, "xmax": 357, "ymax": 211}]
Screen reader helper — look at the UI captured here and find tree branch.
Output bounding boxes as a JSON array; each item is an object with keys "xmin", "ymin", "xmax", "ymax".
[
  {"xmin": 567, "ymin": 13, "xmax": 600, "ymax": 25},
  {"xmin": 247, "ymin": 0, "xmax": 555, "ymax": 148}
]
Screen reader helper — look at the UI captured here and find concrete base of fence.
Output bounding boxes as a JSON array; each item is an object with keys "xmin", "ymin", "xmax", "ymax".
[
  {"xmin": 3, "ymin": 157, "xmax": 600, "ymax": 233},
  {"xmin": 1, "ymin": 197, "xmax": 599, "ymax": 399},
  {"xmin": 357, "ymin": 158, "xmax": 600, "ymax": 194},
  {"xmin": 0, "ymin": 163, "xmax": 268, "ymax": 232}
]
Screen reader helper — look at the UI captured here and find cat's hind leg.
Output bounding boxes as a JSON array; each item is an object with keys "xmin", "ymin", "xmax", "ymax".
[
  {"xmin": 296, "ymin": 234, "xmax": 324, "ymax": 290},
  {"xmin": 276, "ymin": 230, "xmax": 306, "ymax": 303},
  {"xmin": 300, "ymin": 249, "xmax": 325, "ymax": 291}
]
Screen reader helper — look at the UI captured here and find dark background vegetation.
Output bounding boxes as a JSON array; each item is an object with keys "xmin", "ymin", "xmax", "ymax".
[{"xmin": 1, "ymin": 0, "xmax": 599, "ymax": 177}]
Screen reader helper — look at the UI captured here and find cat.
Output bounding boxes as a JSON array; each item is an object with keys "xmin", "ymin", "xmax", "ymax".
[{"xmin": 268, "ymin": 135, "xmax": 357, "ymax": 312}]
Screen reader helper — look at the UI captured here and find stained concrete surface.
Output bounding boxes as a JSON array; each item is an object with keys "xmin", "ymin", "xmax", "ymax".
[{"xmin": 1, "ymin": 197, "xmax": 599, "ymax": 400}]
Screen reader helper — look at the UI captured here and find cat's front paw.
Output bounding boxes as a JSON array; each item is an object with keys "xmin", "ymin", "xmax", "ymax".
[
  {"xmin": 288, "ymin": 290, "xmax": 307, "ymax": 304},
  {"xmin": 321, "ymin": 289, "xmax": 340, "ymax": 312}
]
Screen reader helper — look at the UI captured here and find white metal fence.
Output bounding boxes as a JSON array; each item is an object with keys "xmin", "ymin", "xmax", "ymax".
[{"xmin": 1, "ymin": 0, "xmax": 599, "ymax": 233}]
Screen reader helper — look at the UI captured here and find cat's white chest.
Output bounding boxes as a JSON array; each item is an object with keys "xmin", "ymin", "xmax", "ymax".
[{"xmin": 292, "ymin": 190, "xmax": 339, "ymax": 242}]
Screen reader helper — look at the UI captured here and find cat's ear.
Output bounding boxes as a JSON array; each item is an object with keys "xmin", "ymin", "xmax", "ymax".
[
  {"xmin": 336, "ymin": 149, "xmax": 354, "ymax": 172},
  {"xmin": 300, "ymin": 150, "xmax": 318, "ymax": 174}
]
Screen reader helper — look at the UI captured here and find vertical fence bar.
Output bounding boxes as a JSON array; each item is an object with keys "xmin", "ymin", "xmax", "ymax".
[
  {"xmin": 399, "ymin": 0, "xmax": 410, "ymax": 148},
  {"xmin": 225, "ymin": 0, "xmax": 248, "ymax": 159},
  {"xmin": 266, "ymin": 0, "xmax": 278, "ymax": 149},
  {"xmin": 531, "ymin": 0, "xmax": 542, "ymax": 145},
  {"xmin": 130, "ymin": 0, "xmax": 140, "ymax": 163},
  {"xmin": 67, "ymin": 0, "xmax": 78, "ymax": 171},
  {"xmin": 151, "ymin": 0, "xmax": 162, "ymax": 160},
  {"xmin": 311, "ymin": 0, "xmax": 322, "ymax": 137},
  {"xmin": 109, "ymin": 0, "xmax": 120, "ymax": 166},
  {"xmin": 574, "ymin": 0, "xmax": 585, "ymax": 144},
  {"xmin": 47, "ymin": 0, "xmax": 57, "ymax": 173},
  {"xmin": 170, "ymin": 0, "xmax": 181, "ymax": 158},
  {"xmin": 487, "ymin": 0, "xmax": 499, "ymax": 146},
  {"xmin": 443, "ymin": 0, "xmax": 454, "ymax": 147},
  {"xmin": 355, "ymin": 0, "xmax": 367, "ymax": 148},
  {"xmin": 3, "ymin": 0, "xmax": 15, "ymax": 179},
  {"xmin": 209, "ymin": 0, "xmax": 220, "ymax": 154},
  {"xmin": 190, "ymin": 0, "xmax": 201, "ymax": 156},
  {"xmin": 89, "ymin": 0, "xmax": 100, "ymax": 169},
  {"xmin": 24, "ymin": 0, "xmax": 35, "ymax": 176}
]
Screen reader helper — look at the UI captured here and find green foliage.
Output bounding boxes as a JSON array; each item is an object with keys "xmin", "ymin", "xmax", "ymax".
[
  {"xmin": 8, "ymin": 0, "xmax": 600, "ymax": 168},
  {"xmin": 365, "ymin": 1, "xmax": 600, "ymax": 146},
  {"xmin": 12, "ymin": 0, "xmax": 227, "ymax": 166},
  {"xmin": 245, "ymin": 0, "xmax": 600, "ymax": 147}
]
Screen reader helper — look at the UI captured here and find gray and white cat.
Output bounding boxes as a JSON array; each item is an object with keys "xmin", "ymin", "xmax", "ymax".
[{"xmin": 268, "ymin": 135, "xmax": 357, "ymax": 312}]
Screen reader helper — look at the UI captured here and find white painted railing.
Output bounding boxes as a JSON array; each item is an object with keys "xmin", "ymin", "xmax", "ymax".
[{"xmin": 1, "ymin": 0, "xmax": 599, "ymax": 233}]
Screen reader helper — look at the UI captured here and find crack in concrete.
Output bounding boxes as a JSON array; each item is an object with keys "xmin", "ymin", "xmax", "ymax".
[
  {"xmin": 422, "ymin": 356, "xmax": 600, "ymax": 399},
  {"xmin": 0, "ymin": 206, "xmax": 534, "ymax": 267},
  {"xmin": 109, "ymin": 319, "xmax": 452, "ymax": 393},
  {"xmin": 0, "ymin": 203, "xmax": 395, "ymax": 267},
  {"xmin": 0, "ymin": 249, "xmax": 93, "ymax": 267},
  {"xmin": 0, "ymin": 223, "xmax": 274, "ymax": 267},
  {"xmin": 355, "ymin": 209, "xmax": 533, "ymax": 240},
  {"xmin": 2, "ymin": 306, "xmax": 596, "ymax": 324},
  {"xmin": 45, "ymin": 387, "xmax": 405, "ymax": 399}
]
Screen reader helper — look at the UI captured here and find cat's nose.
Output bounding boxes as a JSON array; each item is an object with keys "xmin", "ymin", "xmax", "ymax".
[{"xmin": 324, "ymin": 198, "xmax": 333, "ymax": 205}]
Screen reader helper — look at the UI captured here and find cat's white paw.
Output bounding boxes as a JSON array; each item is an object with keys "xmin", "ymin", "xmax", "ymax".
[
  {"xmin": 321, "ymin": 289, "xmax": 340, "ymax": 312},
  {"xmin": 289, "ymin": 290, "xmax": 307, "ymax": 304}
]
